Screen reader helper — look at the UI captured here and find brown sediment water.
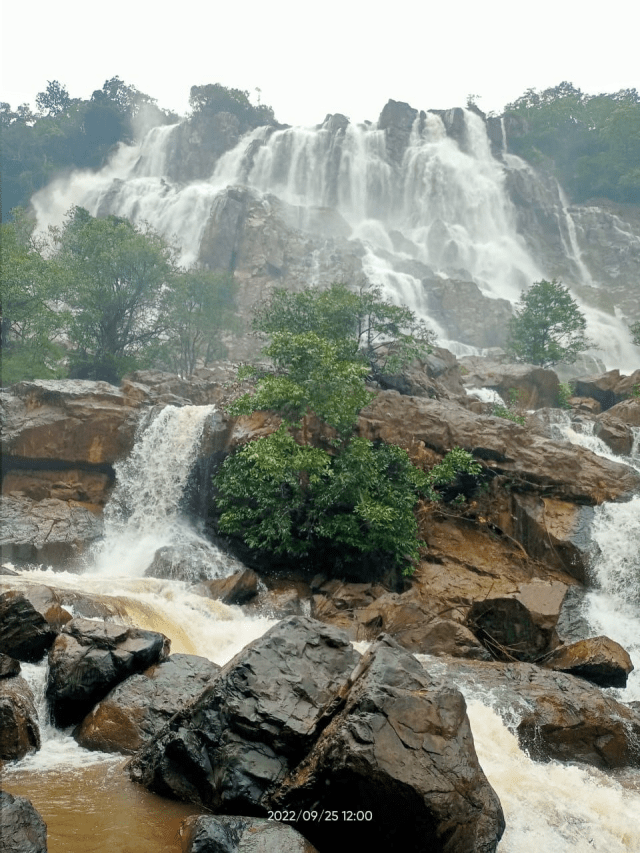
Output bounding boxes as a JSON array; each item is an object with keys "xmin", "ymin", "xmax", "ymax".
[{"xmin": 2, "ymin": 761, "xmax": 205, "ymax": 853}]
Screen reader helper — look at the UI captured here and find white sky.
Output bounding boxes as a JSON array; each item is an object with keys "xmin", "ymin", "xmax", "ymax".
[{"xmin": 2, "ymin": 0, "xmax": 639, "ymax": 126}]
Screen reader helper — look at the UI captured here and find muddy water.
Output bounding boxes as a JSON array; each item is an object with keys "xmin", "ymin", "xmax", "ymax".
[{"xmin": 3, "ymin": 761, "xmax": 204, "ymax": 853}]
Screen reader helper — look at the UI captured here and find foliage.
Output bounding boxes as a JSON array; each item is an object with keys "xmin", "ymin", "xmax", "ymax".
[
  {"xmin": 557, "ymin": 382, "xmax": 574, "ymax": 409},
  {"xmin": 506, "ymin": 279, "xmax": 593, "ymax": 367},
  {"xmin": 252, "ymin": 282, "xmax": 435, "ymax": 380},
  {"xmin": 631, "ymin": 322, "xmax": 640, "ymax": 347},
  {"xmin": 189, "ymin": 83, "xmax": 275, "ymax": 129},
  {"xmin": 490, "ymin": 404, "xmax": 526, "ymax": 426},
  {"xmin": 504, "ymin": 83, "xmax": 640, "ymax": 203}
]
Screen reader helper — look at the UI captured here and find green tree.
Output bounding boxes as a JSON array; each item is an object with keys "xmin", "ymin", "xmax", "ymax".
[
  {"xmin": 506, "ymin": 279, "xmax": 593, "ymax": 367},
  {"xmin": 188, "ymin": 83, "xmax": 275, "ymax": 128},
  {"xmin": 631, "ymin": 322, "xmax": 640, "ymax": 347},
  {"xmin": 53, "ymin": 207, "xmax": 175, "ymax": 383},
  {"xmin": 35, "ymin": 81, "xmax": 72, "ymax": 117}
]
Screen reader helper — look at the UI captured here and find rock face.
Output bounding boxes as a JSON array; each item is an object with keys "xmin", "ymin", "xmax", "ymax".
[
  {"xmin": 128, "ymin": 616, "xmax": 360, "ymax": 810},
  {"xmin": 179, "ymin": 815, "xmax": 319, "ymax": 853},
  {"xmin": 421, "ymin": 655, "xmax": 640, "ymax": 771},
  {"xmin": 458, "ymin": 357, "xmax": 560, "ymax": 409},
  {"xmin": 0, "ymin": 674, "xmax": 40, "ymax": 761},
  {"xmin": 466, "ymin": 598, "xmax": 550, "ymax": 662},
  {"xmin": 194, "ymin": 570, "xmax": 260, "ymax": 606},
  {"xmin": 0, "ymin": 791, "xmax": 47, "ymax": 853},
  {"xmin": 47, "ymin": 618, "xmax": 170, "ymax": 727},
  {"xmin": 75, "ymin": 654, "xmax": 220, "ymax": 754},
  {"xmin": 573, "ymin": 370, "xmax": 640, "ymax": 412},
  {"xmin": 541, "ymin": 636, "xmax": 634, "ymax": 688},
  {"xmin": 129, "ymin": 618, "xmax": 505, "ymax": 853},
  {"xmin": 0, "ymin": 591, "xmax": 57, "ymax": 662},
  {"xmin": 358, "ymin": 391, "xmax": 640, "ymax": 503},
  {"xmin": 273, "ymin": 636, "xmax": 505, "ymax": 853}
]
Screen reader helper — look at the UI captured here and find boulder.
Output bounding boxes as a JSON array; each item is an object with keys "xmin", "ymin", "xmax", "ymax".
[
  {"xmin": 0, "ymin": 494, "xmax": 103, "ymax": 566},
  {"xmin": 128, "ymin": 616, "xmax": 361, "ymax": 810},
  {"xmin": 0, "ymin": 591, "xmax": 57, "ymax": 662},
  {"xmin": 193, "ymin": 570, "xmax": 260, "ymax": 606},
  {"xmin": 179, "ymin": 815, "xmax": 319, "ymax": 853},
  {"xmin": 458, "ymin": 357, "xmax": 560, "ymax": 409},
  {"xmin": 75, "ymin": 654, "xmax": 220, "ymax": 754},
  {"xmin": 145, "ymin": 543, "xmax": 229, "ymax": 583},
  {"xmin": 0, "ymin": 791, "xmax": 47, "ymax": 853},
  {"xmin": 0, "ymin": 674, "xmax": 41, "ymax": 761},
  {"xmin": 466, "ymin": 598, "xmax": 550, "ymax": 662},
  {"xmin": 47, "ymin": 618, "xmax": 170, "ymax": 728},
  {"xmin": 594, "ymin": 412, "xmax": 637, "ymax": 456},
  {"xmin": 423, "ymin": 281, "xmax": 514, "ymax": 350},
  {"xmin": 573, "ymin": 369, "xmax": 640, "ymax": 412},
  {"xmin": 357, "ymin": 391, "xmax": 640, "ymax": 503},
  {"xmin": 597, "ymin": 397, "xmax": 640, "ymax": 428},
  {"xmin": 273, "ymin": 636, "xmax": 505, "ymax": 853},
  {"xmin": 541, "ymin": 636, "xmax": 634, "ymax": 688},
  {"xmin": 0, "ymin": 653, "xmax": 21, "ymax": 679},
  {"xmin": 420, "ymin": 655, "xmax": 640, "ymax": 770},
  {"xmin": 378, "ymin": 347, "xmax": 466, "ymax": 399}
]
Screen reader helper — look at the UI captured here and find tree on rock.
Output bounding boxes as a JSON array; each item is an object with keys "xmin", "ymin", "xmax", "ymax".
[{"xmin": 506, "ymin": 279, "xmax": 593, "ymax": 367}]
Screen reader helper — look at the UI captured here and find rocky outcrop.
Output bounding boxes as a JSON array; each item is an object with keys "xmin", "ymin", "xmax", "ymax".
[
  {"xmin": 458, "ymin": 357, "xmax": 560, "ymax": 409},
  {"xmin": 541, "ymin": 636, "xmax": 634, "ymax": 688},
  {"xmin": 75, "ymin": 654, "xmax": 220, "ymax": 754},
  {"xmin": 179, "ymin": 815, "xmax": 319, "ymax": 853},
  {"xmin": 194, "ymin": 570, "xmax": 260, "ymax": 606},
  {"xmin": 0, "ymin": 791, "xmax": 47, "ymax": 853},
  {"xmin": 421, "ymin": 655, "xmax": 640, "ymax": 770},
  {"xmin": 424, "ymin": 280, "xmax": 514, "ymax": 349},
  {"xmin": 0, "ymin": 674, "xmax": 40, "ymax": 761},
  {"xmin": 0, "ymin": 653, "xmax": 21, "ymax": 679},
  {"xmin": 573, "ymin": 369, "xmax": 640, "ymax": 412},
  {"xmin": 0, "ymin": 591, "xmax": 56, "ymax": 662},
  {"xmin": 357, "ymin": 391, "xmax": 640, "ymax": 503},
  {"xmin": 273, "ymin": 635, "xmax": 505, "ymax": 853},
  {"xmin": 466, "ymin": 598, "xmax": 550, "ymax": 662},
  {"xmin": 47, "ymin": 618, "xmax": 170, "ymax": 727}
]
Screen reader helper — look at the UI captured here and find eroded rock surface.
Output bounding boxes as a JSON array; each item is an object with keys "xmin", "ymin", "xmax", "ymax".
[
  {"xmin": 179, "ymin": 815, "xmax": 319, "ymax": 853},
  {"xmin": 0, "ymin": 791, "xmax": 47, "ymax": 853},
  {"xmin": 0, "ymin": 591, "xmax": 56, "ymax": 662},
  {"xmin": 541, "ymin": 636, "xmax": 634, "ymax": 688},
  {"xmin": 0, "ymin": 674, "xmax": 40, "ymax": 761}
]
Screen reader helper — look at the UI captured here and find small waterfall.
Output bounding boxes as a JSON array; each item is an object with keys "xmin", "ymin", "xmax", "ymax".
[{"xmin": 91, "ymin": 404, "xmax": 229, "ymax": 579}]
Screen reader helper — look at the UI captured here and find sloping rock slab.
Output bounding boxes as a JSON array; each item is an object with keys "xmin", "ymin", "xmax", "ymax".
[
  {"xmin": 273, "ymin": 636, "xmax": 505, "ymax": 853},
  {"xmin": 47, "ymin": 618, "xmax": 169, "ymax": 727},
  {"xmin": 0, "ymin": 791, "xmax": 47, "ymax": 853},
  {"xmin": 75, "ymin": 654, "xmax": 220, "ymax": 754},
  {"xmin": 541, "ymin": 636, "xmax": 634, "ymax": 688},
  {"xmin": 466, "ymin": 598, "xmax": 550, "ymax": 662},
  {"xmin": 0, "ymin": 591, "xmax": 57, "ymax": 662},
  {"xmin": 128, "ymin": 616, "xmax": 361, "ymax": 811},
  {"xmin": 193, "ymin": 570, "xmax": 260, "ymax": 606},
  {"xmin": 419, "ymin": 655, "xmax": 640, "ymax": 770},
  {"xmin": 179, "ymin": 815, "xmax": 319, "ymax": 853},
  {"xmin": 0, "ymin": 674, "xmax": 40, "ymax": 761}
]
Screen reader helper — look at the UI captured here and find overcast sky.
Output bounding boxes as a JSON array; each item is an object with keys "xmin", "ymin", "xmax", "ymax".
[{"xmin": 2, "ymin": 1, "xmax": 639, "ymax": 126}]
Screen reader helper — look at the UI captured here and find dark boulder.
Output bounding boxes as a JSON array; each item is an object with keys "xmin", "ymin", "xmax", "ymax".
[
  {"xmin": 0, "ymin": 591, "xmax": 57, "ymax": 663},
  {"xmin": 47, "ymin": 618, "xmax": 169, "ymax": 728},
  {"xmin": 541, "ymin": 635, "xmax": 634, "ymax": 688},
  {"xmin": 193, "ymin": 570, "xmax": 260, "ymax": 606},
  {"xmin": 466, "ymin": 597, "xmax": 550, "ymax": 661},
  {"xmin": 273, "ymin": 636, "xmax": 505, "ymax": 853},
  {"xmin": 75, "ymin": 654, "xmax": 220, "ymax": 754},
  {"xmin": 0, "ymin": 791, "xmax": 47, "ymax": 853},
  {"xmin": 179, "ymin": 815, "xmax": 318, "ymax": 853},
  {"xmin": 0, "ymin": 653, "xmax": 21, "ymax": 679},
  {"xmin": 128, "ymin": 616, "xmax": 361, "ymax": 810},
  {"xmin": 0, "ymin": 675, "xmax": 41, "ymax": 761}
]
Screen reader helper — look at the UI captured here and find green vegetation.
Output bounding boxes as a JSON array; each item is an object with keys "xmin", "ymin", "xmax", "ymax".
[
  {"xmin": 557, "ymin": 382, "xmax": 574, "ymax": 410},
  {"xmin": 215, "ymin": 284, "xmax": 481, "ymax": 576},
  {"xmin": 504, "ymin": 83, "xmax": 640, "ymax": 203},
  {"xmin": 1, "ymin": 208, "xmax": 238, "ymax": 384},
  {"xmin": 188, "ymin": 83, "xmax": 275, "ymax": 130},
  {"xmin": 630, "ymin": 322, "xmax": 640, "ymax": 347},
  {"xmin": 506, "ymin": 279, "xmax": 593, "ymax": 367}
]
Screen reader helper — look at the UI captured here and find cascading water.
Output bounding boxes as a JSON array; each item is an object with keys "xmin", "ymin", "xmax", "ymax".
[{"xmin": 30, "ymin": 104, "xmax": 639, "ymax": 369}]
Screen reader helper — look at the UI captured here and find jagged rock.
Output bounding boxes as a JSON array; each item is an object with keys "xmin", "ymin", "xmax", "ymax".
[
  {"xmin": 2, "ymin": 584, "xmax": 72, "ymax": 631},
  {"xmin": 378, "ymin": 99, "xmax": 419, "ymax": 164},
  {"xmin": 357, "ymin": 391, "xmax": 640, "ymax": 503},
  {"xmin": 194, "ymin": 570, "xmax": 260, "ymax": 606},
  {"xmin": 573, "ymin": 369, "xmax": 640, "ymax": 412},
  {"xmin": 424, "ymin": 280, "xmax": 514, "ymax": 349},
  {"xmin": 458, "ymin": 356, "xmax": 560, "ymax": 409},
  {"xmin": 597, "ymin": 397, "xmax": 640, "ymax": 427},
  {"xmin": 466, "ymin": 598, "xmax": 550, "ymax": 662},
  {"xmin": 2, "ymin": 469, "xmax": 112, "ymax": 506},
  {"xmin": 0, "ymin": 591, "xmax": 56, "ymax": 662},
  {"xmin": 421, "ymin": 655, "xmax": 640, "ymax": 770},
  {"xmin": 0, "ymin": 791, "xmax": 47, "ymax": 853},
  {"xmin": 0, "ymin": 675, "xmax": 40, "ymax": 761},
  {"xmin": 273, "ymin": 635, "xmax": 505, "ymax": 853},
  {"xmin": 593, "ymin": 415, "xmax": 635, "ymax": 455},
  {"xmin": 128, "ymin": 616, "xmax": 361, "ymax": 809},
  {"xmin": 0, "ymin": 495, "xmax": 103, "ymax": 566},
  {"xmin": 378, "ymin": 347, "xmax": 466, "ymax": 399},
  {"xmin": 75, "ymin": 654, "xmax": 220, "ymax": 754},
  {"xmin": 0, "ymin": 653, "xmax": 21, "ymax": 679},
  {"xmin": 47, "ymin": 618, "xmax": 170, "ymax": 727},
  {"xmin": 541, "ymin": 636, "xmax": 634, "ymax": 688},
  {"xmin": 179, "ymin": 815, "xmax": 319, "ymax": 853}
]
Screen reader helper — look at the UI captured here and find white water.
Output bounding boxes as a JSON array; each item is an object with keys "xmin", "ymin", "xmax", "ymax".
[{"xmin": 30, "ymin": 107, "xmax": 639, "ymax": 370}]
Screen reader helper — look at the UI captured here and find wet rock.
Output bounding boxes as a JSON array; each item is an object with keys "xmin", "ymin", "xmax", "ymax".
[
  {"xmin": 47, "ymin": 618, "xmax": 170, "ymax": 728},
  {"xmin": 75, "ymin": 654, "xmax": 220, "ymax": 754},
  {"xmin": 541, "ymin": 636, "xmax": 634, "ymax": 688},
  {"xmin": 458, "ymin": 357, "xmax": 560, "ymax": 409},
  {"xmin": 179, "ymin": 815, "xmax": 319, "ymax": 853},
  {"xmin": 357, "ymin": 391, "xmax": 640, "ymax": 503},
  {"xmin": 273, "ymin": 636, "xmax": 505, "ymax": 853},
  {"xmin": 194, "ymin": 570, "xmax": 260, "ymax": 606},
  {"xmin": 423, "ymin": 280, "xmax": 514, "ymax": 350},
  {"xmin": 0, "ymin": 791, "xmax": 47, "ymax": 853},
  {"xmin": 0, "ymin": 675, "xmax": 40, "ymax": 761},
  {"xmin": 128, "ymin": 616, "xmax": 361, "ymax": 810},
  {"xmin": 1, "ymin": 468, "xmax": 112, "ymax": 506},
  {"xmin": 466, "ymin": 598, "xmax": 550, "ymax": 662},
  {"xmin": 0, "ymin": 653, "xmax": 21, "ymax": 679},
  {"xmin": 145, "ymin": 543, "xmax": 226, "ymax": 583},
  {"xmin": 573, "ymin": 369, "xmax": 640, "ymax": 412},
  {"xmin": 597, "ymin": 397, "xmax": 640, "ymax": 428},
  {"xmin": 421, "ymin": 655, "xmax": 640, "ymax": 770},
  {"xmin": 0, "ymin": 591, "xmax": 56, "ymax": 662},
  {"xmin": 378, "ymin": 347, "xmax": 466, "ymax": 399},
  {"xmin": 594, "ymin": 413, "xmax": 636, "ymax": 456}
]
